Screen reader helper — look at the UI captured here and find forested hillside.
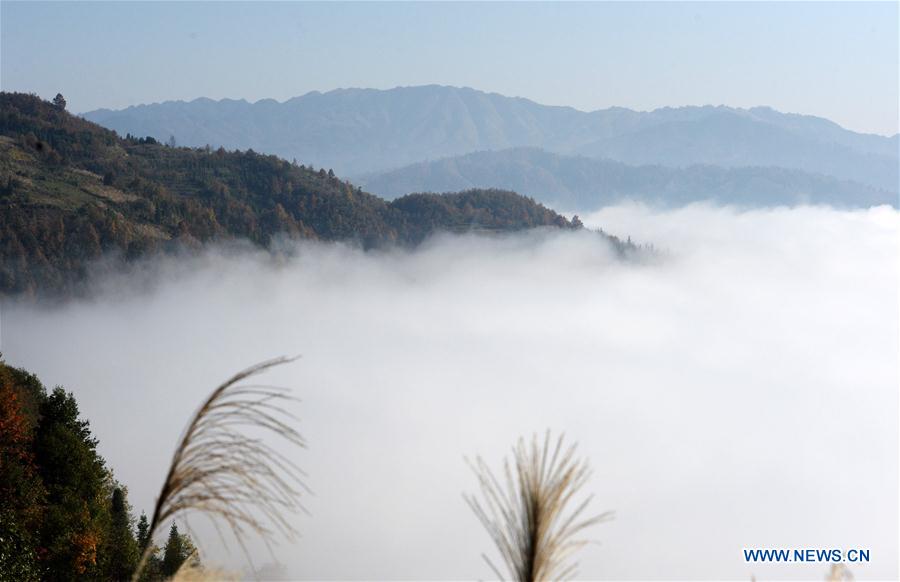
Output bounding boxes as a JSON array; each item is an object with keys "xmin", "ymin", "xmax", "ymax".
[{"xmin": 0, "ymin": 93, "xmax": 607, "ymax": 297}]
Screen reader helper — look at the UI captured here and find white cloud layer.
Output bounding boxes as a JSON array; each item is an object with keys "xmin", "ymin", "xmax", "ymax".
[{"xmin": 2, "ymin": 203, "xmax": 897, "ymax": 580}]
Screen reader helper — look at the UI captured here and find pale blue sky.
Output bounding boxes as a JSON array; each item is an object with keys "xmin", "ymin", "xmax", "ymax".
[{"xmin": 1, "ymin": 1, "xmax": 898, "ymax": 135}]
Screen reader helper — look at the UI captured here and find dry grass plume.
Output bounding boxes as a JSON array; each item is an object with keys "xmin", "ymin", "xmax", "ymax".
[
  {"xmin": 133, "ymin": 357, "xmax": 306, "ymax": 581},
  {"xmin": 465, "ymin": 431, "xmax": 612, "ymax": 581}
]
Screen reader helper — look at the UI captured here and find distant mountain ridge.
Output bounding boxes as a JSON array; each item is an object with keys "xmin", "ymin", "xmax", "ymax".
[
  {"xmin": 83, "ymin": 85, "xmax": 899, "ymax": 193},
  {"xmin": 359, "ymin": 147, "xmax": 896, "ymax": 210}
]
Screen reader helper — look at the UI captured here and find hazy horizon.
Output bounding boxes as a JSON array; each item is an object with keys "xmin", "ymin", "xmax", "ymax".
[
  {"xmin": 2, "ymin": 2, "xmax": 897, "ymax": 136},
  {"xmin": 76, "ymin": 84, "xmax": 898, "ymax": 139}
]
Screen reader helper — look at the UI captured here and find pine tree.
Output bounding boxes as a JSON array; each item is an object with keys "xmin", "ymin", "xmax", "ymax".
[
  {"xmin": 161, "ymin": 524, "xmax": 185, "ymax": 577},
  {"xmin": 103, "ymin": 487, "xmax": 138, "ymax": 580},
  {"xmin": 32, "ymin": 387, "xmax": 111, "ymax": 579},
  {"xmin": 136, "ymin": 513, "xmax": 150, "ymax": 551},
  {"xmin": 52, "ymin": 93, "xmax": 66, "ymax": 110},
  {"xmin": 133, "ymin": 513, "xmax": 162, "ymax": 582}
]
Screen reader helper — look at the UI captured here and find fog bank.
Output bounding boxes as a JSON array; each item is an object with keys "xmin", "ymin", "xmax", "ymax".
[{"xmin": 2, "ymin": 204, "xmax": 897, "ymax": 580}]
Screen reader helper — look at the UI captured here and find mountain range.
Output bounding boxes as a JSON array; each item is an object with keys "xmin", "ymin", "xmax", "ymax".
[
  {"xmin": 83, "ymin": 85, "xmax": 899, "ymax": 200},
  {"xmin": 358, "ymin": 147, "xmax": 895, "ymax": 210}
]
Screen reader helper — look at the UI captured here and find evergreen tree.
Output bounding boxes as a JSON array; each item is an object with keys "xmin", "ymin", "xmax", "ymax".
[
  {"xmin": 161, "ymin": 524, "xmax": 185, "ymax": 577},
  {"xmin": 158, "ymin": 523, "xmax": 200, "ymax": 578},
  {"xmin": 102, "ymin": 487, "xmax": 138, "ymax": 580},
  {"xmin": 133, "ymin": 513, "xmax": 163, "ymax": 582},
  {"xmin": 52, "ymin": 93, "xmax": 66, "ymax": 110},
  {"xmin": 135, "ymin": 513, "xmax": 150, "ymax": 551},
  {"xmin": 32, "ymin": 387, "xmax": 111, "ymax": 580}
]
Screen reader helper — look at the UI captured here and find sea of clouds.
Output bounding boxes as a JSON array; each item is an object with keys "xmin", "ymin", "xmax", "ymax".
[{"xmin": 2, "ymin": 203, "xmax": 897, "ymax": 580}]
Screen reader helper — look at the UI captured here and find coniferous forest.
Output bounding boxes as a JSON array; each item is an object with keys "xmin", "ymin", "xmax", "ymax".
[{"xmin": 0, "ymin": 358, "xmax": 197, "ymax": 581}]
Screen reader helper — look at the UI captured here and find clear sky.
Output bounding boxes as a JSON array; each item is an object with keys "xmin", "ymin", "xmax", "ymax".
[{"xmin": 1, "ymin": 1, "xmax": 898, "ymax": 135}]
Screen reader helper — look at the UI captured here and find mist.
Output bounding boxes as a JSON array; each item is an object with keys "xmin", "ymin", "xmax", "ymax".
[{"xmin": 2, "ymin": 203, "xmax": 896, "ymax": 580}]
